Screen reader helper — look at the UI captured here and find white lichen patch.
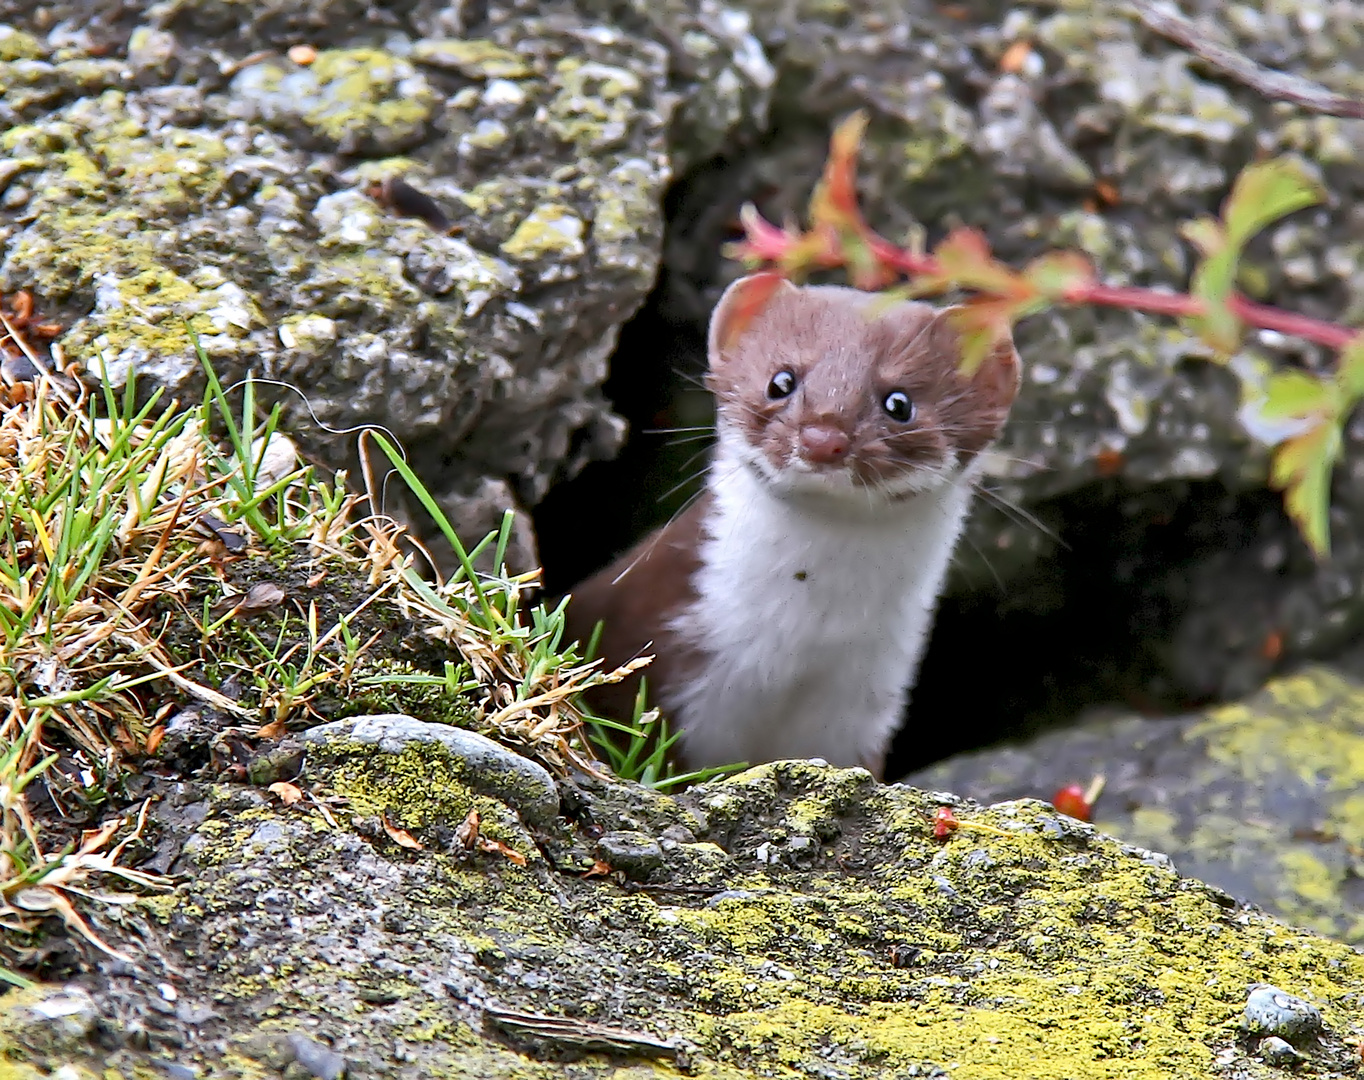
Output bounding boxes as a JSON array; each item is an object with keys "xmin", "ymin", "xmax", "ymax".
[{"xmin": 278, "ymin": 314, "xmax": 339, "ymax": 353}]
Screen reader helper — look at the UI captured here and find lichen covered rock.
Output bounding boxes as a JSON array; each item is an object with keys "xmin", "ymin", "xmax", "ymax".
[
  {"xmin": 10, "ymin": 757, "xmax": 1364, "ymax": 1077},
  {"xmin": 909, "ymin": 664, "xmax": 1364, "ymax": 947},
  {"xmin": 0, "ymin": 0, "xmax": 675, "ymax": 569}
]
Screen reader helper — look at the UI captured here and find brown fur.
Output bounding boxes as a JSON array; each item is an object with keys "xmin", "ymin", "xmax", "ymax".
[{"xmin": 564, "ymin": 493, "xmax": 711, "ymax": 723}]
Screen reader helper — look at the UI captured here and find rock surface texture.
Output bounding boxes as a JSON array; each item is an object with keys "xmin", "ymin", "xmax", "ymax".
[
  {"xmin": 909, "ymin": 664, "xmax": 1364, "ymax": 949},
  {"xmin": 11, "ymin": 752, "xmax": 1364, "ymax": 1079},
  {"xmin": 0, "ymin": 0, "xmax": 677, "ymax": 570}
]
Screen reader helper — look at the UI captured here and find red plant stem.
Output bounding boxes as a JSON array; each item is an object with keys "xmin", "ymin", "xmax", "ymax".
[
  {"xmin": 1071, "ymin": 283, "xmax": 1200, "ymax": 319},
  {"xmin": 1229, "ymin": 296, "xmax": 1359, "ymax": 351},
  {"xmin": 850, "ymin": 220, "xmax": 1358, "ymax": 352}
]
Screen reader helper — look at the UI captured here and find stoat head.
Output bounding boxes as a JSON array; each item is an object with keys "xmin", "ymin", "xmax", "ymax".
[{"xmin": 706, "ymin": 273, "xmax": 1021, "ymax": 504}]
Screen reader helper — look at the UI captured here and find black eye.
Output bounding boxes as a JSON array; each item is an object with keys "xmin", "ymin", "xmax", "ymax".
[
  {"xmin": 767, "ymin": 370, "xmax": 797, "ymax": 400},
  {"xmin": 883, "ymin": 390, "xmax": 914, "ymax": 422}
]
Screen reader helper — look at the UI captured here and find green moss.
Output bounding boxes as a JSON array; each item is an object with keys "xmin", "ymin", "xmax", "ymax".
[
  {"xmin": 0, "ymin": 987, "xmax": 100, "ymax": 1077},
  {"xmin": 410, "ymin": 40, "xmax": 532, "ymax": 79},
  {"xmin": 500, "ymin": 203, "xmax": 586, "ymax": 262},
  {"xmin": 1193, "ymin": 671, "xmax": 1364, "ymax": 792},
  {"xmin": 544, "ymin": 57, "xmax": 645, "ymax": 152},
  {"xmin": 899, "ymin": 97, "xmax": 973, "ymax": 182},
  {"xmin": 0, "ymin": 96, "xmax": 242, "ymax": 376},
  {"xmin": 300, "ymin": 49, "xmax": 436, "ymax": 149},
  {"xmin": 314, "ymin": 738, "xmax": 538, "ymax": 854},
  {"xmin": 0, "ymin": 28, "xmax": 44, "ymax": 61}
]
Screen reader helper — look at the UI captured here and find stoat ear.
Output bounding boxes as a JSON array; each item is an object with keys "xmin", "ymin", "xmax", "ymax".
[
  {"xmin": 931, "ymin": 306, "xmax": 1022, "ymax": 412},
  {"xmin": 707, "ymin": 272, "xmax": 796, "ymax": 367}
]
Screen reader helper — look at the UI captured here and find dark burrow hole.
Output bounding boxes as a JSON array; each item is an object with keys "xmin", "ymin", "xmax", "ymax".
[{"xmin": 533, "ymin": 238, "xmax": 1303, "ymax": 783}]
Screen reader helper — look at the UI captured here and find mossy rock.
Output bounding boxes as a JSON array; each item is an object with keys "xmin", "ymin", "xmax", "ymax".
[
  {"xmin": 910, "ymin": 663, "xmax": 1364, "ymax": 947},
  {"xmin": 5, "ymin": 757, "xmax": 1364, "ymax": 1077},
  {"xmin": 0, "ymin": 2, "xmax": 676, "ymax": 572}
]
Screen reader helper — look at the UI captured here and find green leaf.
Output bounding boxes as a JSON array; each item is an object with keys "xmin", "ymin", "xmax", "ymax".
[
  {"xmin": 1223, "ymin": 158, "xmax": 1324, "ymax": 247},
  {"xmin": 1270, "ymin": 419, "xmax": 1341, "ymax": 558},
  {"xmin": 1259, "ymin": 369, "xmax": 1337, "ymax": 422},
  {"xmin": 1336, "ymin": 336, "xmax": 1364, "ymax": 404},
  {"xmin": 1178, "ymin": 217, "xmax": 1225, "ymax": 258},
  {"xmin": 1023, "ymin": 251, "xmax": 1094, "ymax": 300},
  {"xmin": 1181, "ymin": 160, "xmax": 1323, "ymax": 358},
  {"xmin": 1186, "ymin": 250, "xmax": 1240, "ymax": 354},
  {"xmin": 0, "ymin": 967, "xmax": 35, "ymax": 991},
  {"xmin": 924, "ymin": 229, "xmax": 1028, "ymax": 297}
]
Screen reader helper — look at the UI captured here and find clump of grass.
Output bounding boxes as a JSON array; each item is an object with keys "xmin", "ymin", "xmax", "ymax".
[
  {"xmin": 583, "ymin": 675, "xmax": 746, "ymax": 791},
  {"xmin": 359, "ymin": 431, "xmax": 652, "ymax": 774},
  {"xmin": 0, "ymin": 314, "xmax": 733, "ymax": 975},
  {"xmin": 362, "ymin": 432, "xmax": 747, "ymax": 789}
]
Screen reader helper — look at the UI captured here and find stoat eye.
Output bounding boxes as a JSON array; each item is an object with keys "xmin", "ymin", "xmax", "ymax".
[
  {"xmin": 767, "ymin": 370, "xmax": 797, "ymax": 400},
  {"xmin": 882, "ymin": 390, "xmax": 915, "ymax": 422}
]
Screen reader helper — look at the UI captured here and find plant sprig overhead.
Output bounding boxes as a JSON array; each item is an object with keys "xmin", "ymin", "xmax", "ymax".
[{"xmin": 727, "ymin": 111, "xmax": 1363, "ymax": 557}]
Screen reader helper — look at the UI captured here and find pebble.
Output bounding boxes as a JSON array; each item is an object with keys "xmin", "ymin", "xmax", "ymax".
[
  {"xmin": 1241, "ymin": 984, "xmax": 1322, "ymax": 1046},
  {"xmin": 28, "ymin": 986, "xmax": 97, "ymax": 1038},
  {"xmin": 1257, "ymin": 1035, "xmax": 1305, "ymax": 1066},
  {"xmin": 596, "ymin": 830, "xmax": 663, "ymax": 876},
  {"xmin": 288, "ymin": 1032, "xmax": 348, "ymax": 1080}
]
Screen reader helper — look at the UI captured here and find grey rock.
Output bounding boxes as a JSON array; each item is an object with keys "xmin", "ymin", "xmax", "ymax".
[
  {"xmin": 1243, "ymin": 984, "xmax": 1323, "ymax": 1047},
  {"xmin": 287, "ymin": 1032, "xmax": 348, "ymax": 1080},
  {"xmin": 10, "ymin": 759, "xmax": 1364, "ymax": 1076},
  {"xmin": 303, "ymin": 714, "xmax": 559, "ymax": 826},
  {"xmin": 595, "ymin": 829, "xmax": 664, "ymax": 875},
  {"xmin": 27, "ymin": 986, "xmax": 98, "ymax": 1039},
  {"xmin": 906, "ymin": 665, "xmax": 1364, "ymax": 946},
  {"xmin": 1258, "ymin": 1035, "xmax": 1306, "ymax": 1067},
  {"xmin": 0, "ymin": 0, "xmax": 673, "ymax": 574}
]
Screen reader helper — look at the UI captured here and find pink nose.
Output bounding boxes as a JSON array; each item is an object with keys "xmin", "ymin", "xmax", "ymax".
[{"xmin": 799, "ymin": 423, "xmax": 850, "ymax": 465}]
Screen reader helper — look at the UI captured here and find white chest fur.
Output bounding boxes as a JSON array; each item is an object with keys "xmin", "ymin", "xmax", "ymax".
[{"xmin": 665, "ymin": 453, "xmax": 977, "ymax": 771}]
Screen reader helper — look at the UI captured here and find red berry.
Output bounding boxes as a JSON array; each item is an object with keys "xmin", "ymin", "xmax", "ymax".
[
  {"xmin": 1052, "ymin": 783, "xmax": 1092, "ymax": 821},
  {"xmin": 933, "ymin": 806, "xmax": 959, "ymax": 839}
]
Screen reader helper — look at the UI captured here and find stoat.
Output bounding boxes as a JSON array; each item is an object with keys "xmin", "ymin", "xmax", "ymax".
[{"xmin": 566, "ymin": 274, "xmax": 1020, "ymax": 778}]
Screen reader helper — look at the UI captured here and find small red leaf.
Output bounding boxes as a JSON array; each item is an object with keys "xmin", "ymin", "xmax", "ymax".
[
  {"xmin": 479, "ymin": 837, "xmax": 528, "ymax": 866},
  {"xmin": 933, "ymin": 806, "xmax": 959, "ymax": 839},
  {"xmin": 382, "ymin": 815, "xmax": 424, "ymax": 851},
  {"xmin": 810, "ymin": 111, "xmax": 870, "ymax": 230},
  {"xmin": 727, "ymin": 203, "xmax": 797, "ymax": 265},
  {"xmin": 924, "ymin": 229, "xmax": 1028, "ymax": 298}
]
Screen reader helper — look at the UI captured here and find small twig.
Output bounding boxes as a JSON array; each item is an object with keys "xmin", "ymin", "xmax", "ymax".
[
  {"xmin": 482, "ymin": 1005, "xmax": 685, "ymax": 1061},
  {"xmin": 1128, "ymin": 0, "xmax": 1364, "ymax": 120}
]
